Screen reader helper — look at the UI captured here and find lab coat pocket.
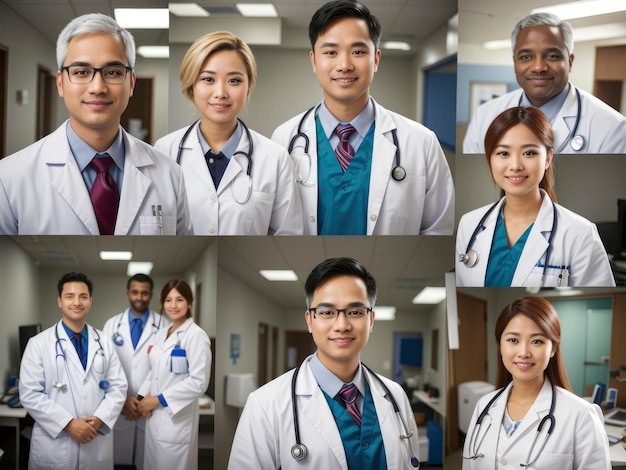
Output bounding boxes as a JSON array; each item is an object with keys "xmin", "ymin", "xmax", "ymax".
[
  {"xmin": 387, "ymin": 174, "xmax": 425, "ymax": 221},
  {"xmin": 528, "ymin": 265, "xmax": 570, "ymax": 287},
  {"xmin": 250, "ymin": 191, "xmax": 275, "ymax": 233},
  {"xmin": 536, "ymin": 452, "xmax": 574, "ymax": 465},
  {"xmin": 96, "ymin": 432, "xmax": 113, "ymax": 461},
  {"xmin": 139, "ymin": 215, "xmax": 176, "ymax": 235},
  {"xmin": 155, "ymin": 406, "xmax": 193, "ymax": 445},
  {"xmin": 30, "ymin": 426, "xmax": 69, "ymax": 468}
]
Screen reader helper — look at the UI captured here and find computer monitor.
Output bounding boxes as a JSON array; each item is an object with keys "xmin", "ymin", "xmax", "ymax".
[
  {"xmin": 617, "ymin": 199, "xmax": 626, "ymax": 258},
  {"xmin": 19, "ymin": 324, "xmax": 41, "ymax": 362}
]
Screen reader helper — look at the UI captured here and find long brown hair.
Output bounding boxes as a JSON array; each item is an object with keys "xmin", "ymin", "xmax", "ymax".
[
  {"xmin": 495, "ymin": 296, "xmax": 571, "ymax": 391},
  {"xmin": 160, "ymin": 279, "xmax": 194, "ymax": 318},
  {"xmin": 484, "ymin": 107, "xmax": 556, "ymax": 202}
]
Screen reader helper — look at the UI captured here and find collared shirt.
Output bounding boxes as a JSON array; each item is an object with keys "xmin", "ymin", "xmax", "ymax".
[
  {"xmin": 520, "ymin": 83, "xmax": 570, "ymax": 125},
  {"xmin": 61, "ymin": 321, "xmax": 88, "ymax": 357},
  {"xmin": 67, "ymin": 122, "xmax": 125, "ymax": 191},
  {"xmin": 309, "ymin": 353, "xmax": 366, "ymax": 413},
  {"xmin": 128, "ymin": 308, "xmax": 150, "ymax": 332},
  {"xmin": 197, "ymin": 120, "xmax": 244, "ymax": 161},
  {"xmin": 317, "ymin": 98, "xmax": 376, "ymax": 153}
]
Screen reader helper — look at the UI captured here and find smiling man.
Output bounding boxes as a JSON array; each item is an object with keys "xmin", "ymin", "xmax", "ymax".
[
  {"xmin": 272, "ymin": 0, "xmax": 453, "ymax": 235},
  {"xmin": 463, "ymin": 12, "xmax": 626, "ymax": 154},
  {"xmin": 229, "ymin": 257, "xmax": 420, "ymax": 469},
  {"xmin": 0, "ymin": 13, "xmax": 192, "ymax": 235}
]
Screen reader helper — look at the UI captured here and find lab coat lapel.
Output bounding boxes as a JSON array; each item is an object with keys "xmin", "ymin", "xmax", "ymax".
[
  {"xmin": 114, "ymin": 131, "xmax": 152, "ymax": 235},
  {"xmin": 57, "ymin": 321, "xmax": 87, "ymax": 377},
  {"xmin": 85, "ymin": 326, "xmax": 100, "ymax": 375},
  {"xmin": 298, "ymin": 359, "xmax": 348, "ymax": 469},
  {"xmin": 217, "ymin": 134, "xmax": 247, "ymax": 196},
  {"xmin": 301, "ymin": 109, "xmax": 320, "ymax": 224},
  {"xmin": 472, "ymin": 198, "xmax": 504, "ymax": 285},
  {"xmin": 183, "ymin": 123, "xmax": 215, "ymax": 192},
  {"xmin": 551, "ymin": 84, "xmax": 578, "ymax": 151},
  {"xmin": 364, "ymin": 368, "xmax": 394, "ymax": 429},
  {"xmin": 135, "ymin": 310, "xmax": 154, "ymax": 352},
  {"xmin": 511, "ymin": 194, "xmax": 553, "ymax": 285}
]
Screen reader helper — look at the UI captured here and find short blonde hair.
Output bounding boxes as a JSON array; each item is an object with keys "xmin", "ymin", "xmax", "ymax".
[{"xmin": 179, "ymin": 31, "xmax": 257, "ymax": 104}]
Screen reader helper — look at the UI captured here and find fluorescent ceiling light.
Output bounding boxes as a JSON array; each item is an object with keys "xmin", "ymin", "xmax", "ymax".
[
  {"xmin": 381, "ymin": 41, "xmax": 411, "ymax": 51},
  {"xmin": 483, "ymin": 39, "xmax": 511, "ymax": 50},
  {"xmin": 532, "ymin": 0, "xmax": 626, "ymax": 20},
  {"xmin": 169, "ymin": 3, "xmax": 209, "ymax": 17},
  {"xmin": 412, "ymin": 287, "xmax": 446, "ymax": 304},
  {"xmin": 127, "ymin": 262, "xmax": 154, "ymax": 276},
  {"xmin": 236, "ymin": 3, "xmax": 278, "ymax": 17},
  {"xmin": 260, "ymin": 270, "xmax": 298, "ymax": 281},
  {"xmin": 374, "ymin": 306, "xmax": 396, "ymax": 321},
  {"xmin": 114, "ymin": 8, "xmax": 169, "ymax": 29},
  {"xmin": 100, "ymin": 251, "xmax": 132, "ymax": 261},
  {"xmin": 137, "ymin": 46, "xmax": 170, "ymax": 58}
]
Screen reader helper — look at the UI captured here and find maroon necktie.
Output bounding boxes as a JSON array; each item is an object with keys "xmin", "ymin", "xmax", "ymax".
[
  {"xmin": 89, "ymin": 154, "xmax": 119, "ymax": 235},
  {"xmin": 335, "ymin": 124, "xmax": 356, "ymax": 172},
  {"xmin": 339, "ymin": 383, "xmax": 362, "ymax": 426}
]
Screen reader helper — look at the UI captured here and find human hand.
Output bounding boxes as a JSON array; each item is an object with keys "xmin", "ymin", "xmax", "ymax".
[
  {"xmin": 64, "ymin": 418, "xmax": 98, "ymax": 443},
  {"xmin": 121, "ymin": 396, "xmax": 141, "ymax": 421}
]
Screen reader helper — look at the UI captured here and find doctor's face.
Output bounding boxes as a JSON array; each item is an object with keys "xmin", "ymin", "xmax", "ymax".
[
  {"xmin": 489, "ymin": 123, "xmax": 552, "ymax": 200},
  {"xmin": 163, "ymin": 287, "xmax": 191, "ymax": 326},
  {"xmin": 127, "ymin": 280, "xmax": 152, "ymax": 316},
  {"xmin": 57, "ymin": 281, "xmax": 92, "ymax": 328},
  {"xmin": 310, "ymin": 17, "xmax": 380, "ymax": 117},
  {"xmin": 513, "ymin": 25, "xmax": 573, "ymax": 107},
  {"xmin": 56, "ymin": 33, "xmax": 135, "ymax": 142},
  {"xmin": 305, "ymin": 275, "xmax": 375, "ymax": 375},
  {"xmin": 192, "ymin": 50, "xmax": 250, "ymax": 130},
  {"xmin": 499, "ymin": 314, "xmax": 555, "ymax": 387}
]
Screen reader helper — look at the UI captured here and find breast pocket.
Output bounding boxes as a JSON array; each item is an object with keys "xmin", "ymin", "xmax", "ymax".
[
  {"xmin": 527, "ymin": 265, "xmax": 570, "ymax": 287},
  {"xmin": 140, "ymin": 215, "xmax": 176, "ymax": 235}
]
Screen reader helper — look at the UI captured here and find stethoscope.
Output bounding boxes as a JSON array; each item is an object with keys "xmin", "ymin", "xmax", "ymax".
[
  {"xmin": 53, "ymin": 323, "xmax": 107, "ymax": 391},
  {"xmin": 518, "ymin": 87, "xmax": 583, "ymax": 153},
  {"xmin": 463, "ymin": 382, "xmax": 556, "ymax": 467},
  {"xmin": 112, "ymin": 310, "xmax": 163, "ymax": 347},
  {"xmin": 176, "ymin": 118, "xmax": 253, "ymax": 204},
  {"xmin": 459, "ymin": 198, "xmax": 558, "ymax": 286},
  {"xmin": 289, "ymin": 362, "xmax": 419, "ymax": 468},
  {"xmin": 287, "ymin": 106, "xmax": 407, "ymax": 185}
]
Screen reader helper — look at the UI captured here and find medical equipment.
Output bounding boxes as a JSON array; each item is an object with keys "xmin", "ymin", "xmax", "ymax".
[
  {"xmin": 176, "ymin": 118, "xmax": 253, "ymax": 204},
  {"xmin": 518, "ymin": 87, "xmax": 583, "ymax": 153},
  {"xmin": 289, "ymin": 362, "xmax": 419, "ymax": 468},
  {"xmin": 287, "ymin": 106, "xmax": 406, "ymax": 185},
  {"xmin": 54, "ymin": 323, "xmax": 106, "ymax": 388},
  {"xmin": 463, "ymin": 382, "xmax": 556, "ymax": 467},
  {"xmin": 112, "ymin": 310, "xmax": 163, "ymax": 347},
  {"xmin": 459, "ymin": 198, "xmax": 559, "ymax": 286}
]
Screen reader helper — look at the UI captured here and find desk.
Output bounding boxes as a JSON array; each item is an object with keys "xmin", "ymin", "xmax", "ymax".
[
  {"xmin": 606, "ymin": 424, "xmax": 626, "ymax": 467},
  {"xmin": 198, "ymin": 396, "xmax": 215, "ymax": 453},
  {"xmin": 413, "ymin": 390, "xmax": 446, "ymax": 417},
  {"xmin": 0, "ymin": 404, "xmax": 27, "ymax": 470}
]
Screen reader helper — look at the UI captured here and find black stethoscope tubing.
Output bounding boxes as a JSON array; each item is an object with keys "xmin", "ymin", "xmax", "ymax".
[
  {"xmin": 518, "ymin": 87, "xmax": 583, "ymax": 153},
  {"xmin": 460, "ymin": 198, "xmax": 558, "ymax": 286},
  {"xmin": 287, "ymin": 106, "xmax": 406, "ymax": 182},
  {"xmin": 289, "ymin": 362, "xmax": 419, "ymax": 467}
]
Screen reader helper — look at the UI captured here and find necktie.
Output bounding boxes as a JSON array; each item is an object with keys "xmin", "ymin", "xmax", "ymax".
[
  {"xmin": 131, "ymin": 317, "xmax": 143, "ymax": 349},
  {"xmin": 90, "ymin": 154, "xmax": 120, "ymax": 235},
  {"xmin": 205, "ymin": 150, "xmax": 229, "ymax": 189},
  {"xmin": 339, "ymin": 383, "xmax": 362, "ymax": 426},
  {"xmin": 71, "ymin": 331, "xmax": 87, "ymax": 370},
  {"xmin": 334, "ymin": 123, "xmax": 356, "ymax": 172}
]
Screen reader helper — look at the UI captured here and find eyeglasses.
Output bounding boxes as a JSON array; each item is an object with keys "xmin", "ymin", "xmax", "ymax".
[
  {"xmin": 61, "ymin": 65, "xmax": 132, "ymax": 84},
  {"xmin": 309, "ymin": 306, "xmax": 372, "ymax": 320}
]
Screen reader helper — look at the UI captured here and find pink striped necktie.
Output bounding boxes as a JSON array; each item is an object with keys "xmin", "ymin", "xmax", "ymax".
[
  {"xmin": 334, "ymin": 123, "xmax": 356, "ymax": 172},
  {"xmin": 339, "ymin": 383, "xmax": 362, "ymax": 426},
  {"xmin": 89, "ymin": 154, "xmax": 119, "ymax": 235}
]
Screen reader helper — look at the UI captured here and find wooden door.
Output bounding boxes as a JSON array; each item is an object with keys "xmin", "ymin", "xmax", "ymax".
[{"xmin": 284, "ymin": 330, "xmax": 315, "ymax": 370}]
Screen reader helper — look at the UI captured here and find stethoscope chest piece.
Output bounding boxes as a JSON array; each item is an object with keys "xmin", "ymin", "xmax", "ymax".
[
  {"xmin": 112, "ymin": 332, "xmax": 124, "ymax": 346},
  {"xmin": 459, "ymin": 249, "xmax": 479, "ymax": 267},
  {"xmin": 570, "ymin": 135, "xmax": 584, "ymax": 151},
  {"xmin": 291, "ymin": 443, "xmax": 308, "ymax": 461},
  {"xmin": 392, "ymin": 165, "xmax": 406, "ymax": 182}
]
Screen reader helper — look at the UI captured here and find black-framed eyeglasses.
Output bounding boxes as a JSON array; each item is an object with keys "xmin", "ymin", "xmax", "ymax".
[
  {"xmin": 61, "ymin": 65, "xmax": 132, "ymax": 84},
  {"xmin": 309, "ymin": 306, "xmax": 372, "ymax": 320}
]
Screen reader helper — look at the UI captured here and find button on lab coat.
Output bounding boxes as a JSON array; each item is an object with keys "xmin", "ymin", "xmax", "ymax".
[
  {"xmin": 271, "ymin": 98, "xmax": 455, "ymax": 235},
  {"xmin": 455, "ymin": 191, "xmax": 615, "ymax": 287},
  {"xmin": 462, "ymin": 379, "xmax": 610, "ymax": 470},
  {"xmin": 229, "ymin": 355, "xmax": 420, "ymax": 469},
  {"xmin": 0, "ymin": 122, "xmax": 193, "ymax": 235},
  {"xmin": 155, "ymin": 122, "xmax": 303, "ymax": 235},
  {"xmin": 463, "ymin": 84, "xmax": 626, "ymax": 154},
  {"xmin": 19, "ymin": 321, "xmax": 127, "ymax": 470}
]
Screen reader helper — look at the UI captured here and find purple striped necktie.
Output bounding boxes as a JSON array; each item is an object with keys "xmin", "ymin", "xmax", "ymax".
[
  {"xmin": 335, "ymin": 123, "xmax": 355, "ymax": 172},
  {"xmin": 89, "ymin": 154, "xmax": 119, "ymax": 235},
  {"xmin": 339, "ymin": 383, "xmax": 362, "ymax": 426}
]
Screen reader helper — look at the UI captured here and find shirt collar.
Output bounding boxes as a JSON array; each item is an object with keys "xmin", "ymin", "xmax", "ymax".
[
  {"xmin": 520, "ymin": 83, "xmax": 570, "ymax": 124},
  {"xmin": 66, "ymin": 121, "xmax": 125, "ymax": 172},
  {"xmin": 61, "ymin": 321, "xmax": 87, "ymax": 339},
  {"xmin": 128, "ymin": 309, "xmax": 150, "ymax": 327},
  {"xmin": 317, "ymin": 98, "xmax": 375, "ymax": 140},
  {"xmin": 197, "ymin": 120, "xmax": 243, "ymax": 160},
  {"xmin": 309, "ymin": 352, "xmax": 366, "ymax": 399}
]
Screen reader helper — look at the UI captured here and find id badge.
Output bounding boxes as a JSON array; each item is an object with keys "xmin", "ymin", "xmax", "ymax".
[{"xmin": 170, "ymin": 346, "xmax": 189, "ymax": 374}]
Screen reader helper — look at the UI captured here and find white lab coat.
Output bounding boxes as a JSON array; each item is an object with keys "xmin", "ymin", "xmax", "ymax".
[
  {"xmin": 271, "ymin": 98, "xmax": 455, "ymax": 235},
  {"xmin": 102, "ymin": 310, "xmax": 170, "ymax": 469},
  {"xmin": 462, "ymin": 379, "xmax": 610, "ymax": 470},
  {"xmin": 463, "ymin": 84, "xmax": 626, "ymax": 154},
  {"xmin": 228, "ymin": 355, "xmax": 420, "ymax": 469},
  {"xmin": 455, "ymin": 191, "xmax": 615, "ymax": 286},
  {"xmin": 19, "ymin": 321, "xmax": 127, "ymax": 470},
  {"xmin": 155, "ymin": 122, "xmax": 304, "ymax": 235},
  {"xmin": 0, "ymin": 122, "xmax": 193, "ymax": 235},
  {"xmin": 137, "ymin": 318, "xmax": 211, "ymax": 470}
]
